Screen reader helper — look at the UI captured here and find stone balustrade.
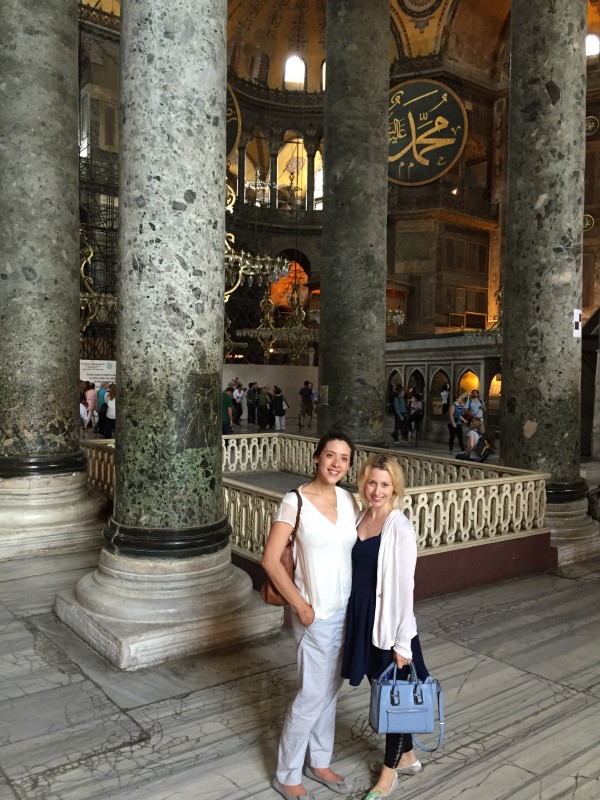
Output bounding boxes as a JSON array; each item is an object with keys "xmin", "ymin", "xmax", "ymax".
[{"xmin": 83, "ymin": 433, "xmax": 549, "ymax": 565}]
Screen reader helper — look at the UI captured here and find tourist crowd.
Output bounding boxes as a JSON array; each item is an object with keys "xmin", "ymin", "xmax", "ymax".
[{"xmin": 221, "ymin": 378, "xmax": 317, "ymax": 435}]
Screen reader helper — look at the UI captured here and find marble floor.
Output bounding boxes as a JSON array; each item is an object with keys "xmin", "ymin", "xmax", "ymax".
[{"xmin": 1, "ymin": 551, "xmax": 600, "ymax": 799}]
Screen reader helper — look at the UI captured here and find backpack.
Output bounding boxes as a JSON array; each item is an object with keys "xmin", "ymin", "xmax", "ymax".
[{"xmin": 473, "ymin": 435, "xmax": 492, "ymax": 461}]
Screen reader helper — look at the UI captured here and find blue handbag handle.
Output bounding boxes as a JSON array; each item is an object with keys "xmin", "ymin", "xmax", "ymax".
[{"xmin": 375, "ymin": 661, "xmax": 445, "ymax": 753}]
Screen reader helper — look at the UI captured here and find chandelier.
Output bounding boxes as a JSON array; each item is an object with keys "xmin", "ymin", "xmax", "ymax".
[
  {"xmin": 236, "ymin": 277, "xmax": 318, "ymax": 364},
  {"xmin": 275, "ymin": 282, "xmax": 318, "ymax": 363},
  {"xmin": 236, "ymin": 290, "xmax": 279, "ymax": 361},
  {"xmin": 386, "ymin": 308, "xmax": 406, "ymax": 326},
  {"xmin": 80, "ymin": 231, "xmax": 117, "ymax": 337},
  {"xmin": 224, "ymin": 184, "xmax": 290, "ymax": 302}
]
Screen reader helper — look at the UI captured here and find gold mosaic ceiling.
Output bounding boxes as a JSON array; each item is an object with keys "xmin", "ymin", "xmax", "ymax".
[{"xmin": 82, "ymin": 1, "xmax": 600, "ymax": 93}]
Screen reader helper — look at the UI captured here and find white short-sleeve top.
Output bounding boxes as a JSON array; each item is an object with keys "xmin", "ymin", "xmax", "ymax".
[{"xmin": 273, "ymin": 485, "xmax": 358, "ymax": 619}]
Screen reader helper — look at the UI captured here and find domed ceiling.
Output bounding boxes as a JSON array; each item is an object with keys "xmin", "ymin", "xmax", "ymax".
[{"xmin": 83, "ymin": 1, "xmax": 600, "ymax": 89}]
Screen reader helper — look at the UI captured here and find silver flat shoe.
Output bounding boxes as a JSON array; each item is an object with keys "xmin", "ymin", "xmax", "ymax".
[
  {"xmin": 369, "ymin": 759, "xmax": 422, "ymax": 776},
  {"xmin": 272, "ymin": 779, "xmax": 316, "ymax": 800},
  {"xmin": 303, "ymin": 765, "xmax": 354, "ymax": 794}
]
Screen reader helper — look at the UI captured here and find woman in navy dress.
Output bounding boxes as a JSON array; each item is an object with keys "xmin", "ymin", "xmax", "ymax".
[{"xmin": 342, "ymin": 453, "xmax": 429, "ymax": 800}]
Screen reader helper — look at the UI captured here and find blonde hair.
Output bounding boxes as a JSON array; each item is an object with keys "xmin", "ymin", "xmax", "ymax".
[{"xmin": 357, "ymin": 454, "xmax": 405, "ymax": 510}]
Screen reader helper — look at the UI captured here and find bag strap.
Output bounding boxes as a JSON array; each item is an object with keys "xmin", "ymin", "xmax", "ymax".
[
  {"xmin": 290, "ymin": 489, "xmax": 302, "ymax": 546},
  {"xmin": 413, "ymin": 680, "xmax": 445, "ymax": 753}
]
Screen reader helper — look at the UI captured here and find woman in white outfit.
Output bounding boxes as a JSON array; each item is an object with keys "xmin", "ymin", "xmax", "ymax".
[{"xmin": 262, "ymin": 432, "xmax": 359, "ymax": 800}]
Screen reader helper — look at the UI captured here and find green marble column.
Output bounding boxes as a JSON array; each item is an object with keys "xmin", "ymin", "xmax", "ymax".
[
  {"xmin": 318, "ymin": 0, "xmax": 389, "ymax": 444},
  {"xmin": 0, "ymin": 0, "xmax": 81, "ymax": 475},
  {"xmin": 106, "ymin": 0, "xmax": 228, "ymax": 556}
]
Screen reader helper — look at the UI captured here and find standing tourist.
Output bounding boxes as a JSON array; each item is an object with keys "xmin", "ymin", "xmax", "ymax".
[
  {"xmin": 447, "ymin": 391, "xmax": 466, "ymax": 453},
  {"xmin": 262, "ymin": 432, "xmax": 358, "ymax": 800},
  {"xmin": 342, "ymin": 454, "xmax": 430, "ymax": 800},
  {"xmin": 103, "ymin": 384, "xmax": 117, "ymax": 439},
  {"xmin": 246, "ymin": 381, "xmax": 259, "ymax": 425},
  {"xmin": 221, "ymin": 386, "xmax": 234, "ymax": 435},
  {"xmin": 298, "ymin": 380, "xmax": 314, "ymax": 428},
  {"xmin": 272, "ymin": 386, "xmax": 289, "ymax": 431}
]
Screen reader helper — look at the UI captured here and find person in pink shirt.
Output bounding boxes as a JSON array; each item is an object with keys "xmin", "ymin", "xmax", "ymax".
[{"xmin": 84, "ymin": 383, "xmax": 98, "ymax": 429}]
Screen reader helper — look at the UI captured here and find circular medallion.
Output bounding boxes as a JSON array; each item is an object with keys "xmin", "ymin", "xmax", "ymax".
[
  {"xmin": 584, "ymin": 214, "xmax": 595, "ymax": 232},
  {"xmin": 388, "ymin": 80, "xmax": 468, "ymax": 186},
  {"xmin": 585, "ymin": 116, "xmax": 599, "ymax": 137},
  {"xmin": 226, "ymin": 84, "xmax": 241, "ymax": 161},
  {"xmin": 398, "ymin": 0, "xmax": 443, "ymax": 18}
]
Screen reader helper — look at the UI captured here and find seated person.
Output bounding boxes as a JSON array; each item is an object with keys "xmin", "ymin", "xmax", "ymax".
[{"xmin": 456, "ymin": 419, "xmax": 486, "ymax": 461}]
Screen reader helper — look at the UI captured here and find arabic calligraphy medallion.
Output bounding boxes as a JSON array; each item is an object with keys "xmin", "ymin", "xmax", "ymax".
[{"xmin": 388, "ymin": 79, "xmax": 468, "ymax": 186}]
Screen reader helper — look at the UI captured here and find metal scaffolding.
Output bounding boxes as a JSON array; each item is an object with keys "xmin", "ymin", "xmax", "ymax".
[{"xmin": 79, "ymin": 152, "xmax": 118, "ymax": 360}]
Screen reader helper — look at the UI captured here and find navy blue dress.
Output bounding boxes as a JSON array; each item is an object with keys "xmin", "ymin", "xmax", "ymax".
[
  {"xmin": 342, "ymin": 533, "xmax": 429, "ymax": 688},
  {"xmin": 342, "ymin": 534, "xmax": 391, "ymax": 687}
]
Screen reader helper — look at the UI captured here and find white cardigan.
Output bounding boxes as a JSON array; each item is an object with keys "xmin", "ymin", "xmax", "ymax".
[{"xmin": 372, "ymin": 508, "xmax": 418, "ymax": 659}]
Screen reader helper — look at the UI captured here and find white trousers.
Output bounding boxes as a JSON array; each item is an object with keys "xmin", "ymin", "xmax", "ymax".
[
  {"xmin": 276, "ymin": 608, "xmax": 346, "ymax": 785},
  {"xmin": 275, "ymin": 415, "xmax": 286, "ymax": 430}
]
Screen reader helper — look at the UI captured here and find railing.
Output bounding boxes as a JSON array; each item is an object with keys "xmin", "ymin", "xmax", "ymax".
[
  {"xmin": 82, "ymin": 439, "xmax": 115, "ymax": 498},
  {"xmin": 84, "ymin": 434, "xmax": 549, "ymax": 564},
  {"xmin": 225, "ymin": 472, "xmax": 548, "ymax": 562},
  {"xmin": 222, "ymin": 432, "xmax": 540, "ymax": 487}
]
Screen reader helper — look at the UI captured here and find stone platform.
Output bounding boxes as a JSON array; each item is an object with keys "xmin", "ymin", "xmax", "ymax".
[{"xmin": 0, "ymin": 551, "xmax": 599, "ymax": 798}]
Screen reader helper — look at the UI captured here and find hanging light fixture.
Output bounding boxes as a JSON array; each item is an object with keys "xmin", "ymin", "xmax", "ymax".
[
  {"xmin": 80, "ymin": 231, "xmax": 117, "ymax": 338},
  {"xmin": 224, "ymin": 183, "xmax": 290, "ymax": 302}
]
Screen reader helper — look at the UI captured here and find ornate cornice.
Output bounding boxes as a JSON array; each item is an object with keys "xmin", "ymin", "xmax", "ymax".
[
  {"xmin": 79, "ymin": 3, "xmax": 120, "ymax": 38},
  {"xmin": 228, "ymin": 73, "xmax": 324, "ymax": 110}
]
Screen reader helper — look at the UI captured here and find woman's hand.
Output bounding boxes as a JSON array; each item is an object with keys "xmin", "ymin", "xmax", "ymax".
[
  {"xmin": 393, "ymin": 651, "xmax": 411, "ymax": 669},
  {"xmin": 295, "ymin": 603, "xmax": 316, "ymax": 627}
]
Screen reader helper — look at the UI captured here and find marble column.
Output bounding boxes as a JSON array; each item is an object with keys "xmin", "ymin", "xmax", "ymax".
[
  {"xmin": 306, "ymin": 143, "xmax": 317, "ymax": 211},
  {"xmin": 0, "ymin": 0, "xmax": 106, "ymax": 558},
  {"xmin": 56, "ymin": 0, "xmax": 282, "ymax": 669},
  {"xmin": 502, "ymin": 0, "xmax": 599, "ymax": 562},
  {"xmin": 269, "ymin": 147, "xmax": 279, "ymax": 209},
  {"xmin": 318, "ymin": 0, "xmax": 389, "ymax": 443}
]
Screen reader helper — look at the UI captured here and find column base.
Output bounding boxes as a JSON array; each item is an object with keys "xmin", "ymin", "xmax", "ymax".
[
  {"xmin": 55, "ymin": 547, "xmax": 284, "ymax": 670},
  {"xmin": 545, "ymin": 497, "xmax": 600, "ymax": 565},
  {"xmin": 0, "ymin": 471, "xmax": 108, "ymax": 561}
]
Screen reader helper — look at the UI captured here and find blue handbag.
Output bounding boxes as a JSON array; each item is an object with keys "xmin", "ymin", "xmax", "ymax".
[{"xmin": 369, "ymin": 662, "xmax": 445, "ymax": 752}]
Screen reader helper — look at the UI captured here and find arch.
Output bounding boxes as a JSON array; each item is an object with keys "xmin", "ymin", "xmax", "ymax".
[
  {"xmin": 386, "ymin": 369, "xmax": 403, "ymax": 414},
  {"xmin": 314, "ymin": 149, "xmax": 324, "ymax": 210},
  {"xmin": 284, "ymin": 55, "xmax": 306, "ymax": 90},
  {"xmin": 270, "ymin": 251, "xmax": 310, "ymax": 311},
  {"xmin": 278, "ymin": 135, "xmax": 307, "ymax": 209},
  {"xmin": 407, "ymin": 368, "xmax": 425, "ymax": 395},
  {"xmin": 458, "ymin": 369, "xmax": 479, "ymax": 396},
  {"xmin": 587, "ymin": 34, "xmax": 600, "ymax": 56},
  {"xmin": 244, "ymin": 130, "xmax": 270, "ymax": 205},
  {"xmin": 321, "ymin": 60, "xmax": 326, "ymax": 91},
  {"xmin": 430, "ymin": 368, "xmax": 451, "ymax": 417},
  {"xmin": 488, "ymin": 372, "xmax": 502, "ymax": 414}
]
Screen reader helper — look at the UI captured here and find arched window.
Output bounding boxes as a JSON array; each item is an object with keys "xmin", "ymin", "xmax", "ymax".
[
  {"xmin": 586, "ymin": 34, "xmax": 600, "ymax": 57},
  {"xmin": 284, "ymin": 55, "xmax": 306, "ymax": 90},
  {"xmin": 314, "ymin": 150, "xmax": 323, "ymax": 210},
  {"xmin": 458, "ymin": 370, "xmax": 479, "ymax": 396},
  {"xmin": 321, "ymin": 61, "xmax": 326, "ymax": 91},
  {"xmin": 408, "ymin": 369, "xmax": 425, "ymax": 396},
  {"xmin": 430, "ymin": 369, "xmax": 450, "ymax": 417},
  {"xmin": 488, "ymin": 373, "xmax": 502, "ymax": 413}
]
